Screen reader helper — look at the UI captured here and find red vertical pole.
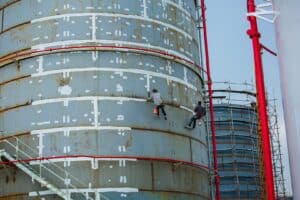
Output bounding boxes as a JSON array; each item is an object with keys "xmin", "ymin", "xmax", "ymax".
[
  {"xmin": 200, "ymin": 1, "xmax": 221, "ymax": 199},
  {"xmin": 247, "ymin": 0, "xmax": 275, "ymax": 199}
]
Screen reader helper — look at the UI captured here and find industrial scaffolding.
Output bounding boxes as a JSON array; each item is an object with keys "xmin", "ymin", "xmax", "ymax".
[
  {"xmin": 267, "ymin": 99, "xmax": 287, "ymax": 199},
  {"xmin": 209, "ymin": 82, "xmax": 261, "ymax": 199},
  {"xmin": 208, "ymin": 82, "xmax": 286, "ymax": 199}
]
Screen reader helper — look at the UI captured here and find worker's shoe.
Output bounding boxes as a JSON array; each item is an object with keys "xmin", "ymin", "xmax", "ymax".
[{"xmin": 185, "ymin": 125, "xmax": 192, "ymax": 129}]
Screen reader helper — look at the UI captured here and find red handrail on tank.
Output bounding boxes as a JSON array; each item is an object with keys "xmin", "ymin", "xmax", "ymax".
[
  {"xmin": 247, "ymin": 0, "xmax": 275, "ymax": 199},
  {"xmin": 199, "ymin": 0, "xmax": 221, "ymax": 200}
]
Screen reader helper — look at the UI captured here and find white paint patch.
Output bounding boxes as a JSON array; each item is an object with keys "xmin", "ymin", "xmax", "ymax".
[
  {"xmin": 120, "ymin": 176, "xmax": 127, "ymax": 184},
  {"xmin": 119, "ymin": 160, "xmax": 126, "ymax": 167},
  {"xmin": 180, "ymin": 105, "xmax": 194, "ymax": 113},
  {"xmin": 142, "ymin": 0, "xmax": 148, "ymax": 17},
  {"xmin": 117, "ymin": 115, "xmax": 124, "ymax": 121},
  {"xmin": 93, "ymin": 99, "xmax": 99, "ymax": 127},
  {"xmin": 37, "ymin": 133, "xmax": 44, "ymax": 156},
  {"xmin": 36, "ymin": 121, "xmax": 51, "ymax": 126},
  {"xmin": 91, "ymin": 14, "xmax": 97, "ymax": 41},
  {"xmin": 184, "ymin": 67, "xmax": 188, "ymax": 83},
  {"xmin": 146, "ymin": 74, "xmax": 150, "ymax": 92},
  {"xmin": 37, "ymin": 56, "xmax": 44, "ymax": 73},
  {"xmin": 92, "ymin": 51, "xmax": 98, "ymax": 61},
  {"xmin": 58, "ymin": 85, "xmax": 72, "ymax": 96}
]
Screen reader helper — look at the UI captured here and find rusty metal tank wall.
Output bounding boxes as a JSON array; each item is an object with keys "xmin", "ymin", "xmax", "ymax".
[
  {"xmin": 213, "ymin": 104, "xmax": 261, "ymax": 199},
  {"xmin": 0, "ymin": 0, "xmax": 209, "ymax": 199}
]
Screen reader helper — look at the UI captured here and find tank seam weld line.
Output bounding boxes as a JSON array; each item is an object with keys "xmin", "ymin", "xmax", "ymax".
[
  {"xmin": 30, "ymin": 39, "xmax": 194, "ymax": 61},
  {"xmin": 30, "ymin": 67, "xmax": 198, "ymax": 91},
  {"xmin": 31, "ymin": 96, "xmax": 193, "ymax": 112},
  {"xmin": 30, "ymin": 125, "xmax": 207, "ymax": 145},
  {"xmin": 28, "ymin": 188, "xmax": 139, "ymax": 197},
  {"xmin": 0, "ymin": 98, "xmax": 195, "ymax": 120},
  {"xmin": 0, "ymin": 45, "xmax": 207, "ymax": 79},
  {"xmin": 2, "ymin": 125, "xmax": 207, "ymax": 147},
  {"xmin": 30, "ymin": 13, "xmax": 193, "ymax": 40},
  {"xmin": 0, "ymin": 155, "xmax": 209, "ymax": 170},
  {"xmin": 29, "ymin": 188, "xmax": 208, "ymax": 198}
]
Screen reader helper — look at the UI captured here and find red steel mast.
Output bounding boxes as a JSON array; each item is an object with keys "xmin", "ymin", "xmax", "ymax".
[
  {"xmin": 200, "ymin": 0, "xmax": 221, "ymax": 199},
  {"xmin": 247, "ymin": 0, "xmax": 275, "ymax": 199}
]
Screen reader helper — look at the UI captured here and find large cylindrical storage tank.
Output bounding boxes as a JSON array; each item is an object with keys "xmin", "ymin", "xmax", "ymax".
[
  {"xmin": 273, "ymin": 0, "xmax": 299, "ymax": 198},
  {"xmin": 0, "ymin": 0, "xmax": 209, "ymax": 199},
  {"xmin": 213, "ymin": 103, "xmax": 261, "ymax": 199}
]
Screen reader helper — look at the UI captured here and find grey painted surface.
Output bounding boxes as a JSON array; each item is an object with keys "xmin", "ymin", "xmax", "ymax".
[
  {"xmin": 0, "ymin": 0, "xmax": 209, "ymax": 199},
  {"xmin": 273, "ymin": 0, "xmax": 300, "ymax": 198}
]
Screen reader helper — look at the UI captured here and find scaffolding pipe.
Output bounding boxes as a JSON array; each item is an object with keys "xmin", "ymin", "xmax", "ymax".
[
  {"xmin": 246, "ymin": 0, "xmax": 275, "ymax": 199},
  {"xmin": 199, "ymin": 1, "xmax": 220, "ymax": 200}
]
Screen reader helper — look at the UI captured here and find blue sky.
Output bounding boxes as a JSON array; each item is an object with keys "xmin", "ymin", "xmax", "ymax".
[{"xmin": 205, "ymin": 0, "xmax": 292, "ymax": 195}]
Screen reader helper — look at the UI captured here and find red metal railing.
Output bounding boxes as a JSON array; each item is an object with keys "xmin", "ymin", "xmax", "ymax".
[{"xmin": 199, "ymin": 0, "xmax": 220, "ymax": 199}]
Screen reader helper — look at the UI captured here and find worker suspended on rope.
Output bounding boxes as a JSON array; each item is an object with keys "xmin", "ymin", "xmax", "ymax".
[
  {"xmin": 185, "ymin": 101, "xmax": 206, "ymax": 129},
  {"xmin": 148, "ymin": 89, "xmax": 167, "ymax": 120}
]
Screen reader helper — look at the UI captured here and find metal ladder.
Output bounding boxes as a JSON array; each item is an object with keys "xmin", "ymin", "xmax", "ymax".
[
  {"xmin": 0, "ymin": 137, "xmax": 109, "ymax": 200},
  {"xmin": 0, "ymin": 149, "xmax": 70, "ymax": 199}
]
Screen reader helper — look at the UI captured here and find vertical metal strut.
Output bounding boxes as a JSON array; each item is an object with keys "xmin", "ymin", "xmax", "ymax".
[
  {"xmin": 246, "ymin": 0, "xmax": 275, "ymax": 199},
  {"xmin": 199, "ymin": 0, "xmax": 221, "ymax": 199}
]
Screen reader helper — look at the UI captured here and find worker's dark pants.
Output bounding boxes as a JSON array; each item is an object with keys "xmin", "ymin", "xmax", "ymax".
[
  {"xmin": 188, "ymin": 115, "xmax": 200, "ymax": 129},
  {"xmin": 156, "ymin": 104, "xmax": 167, "ymax": 117}
]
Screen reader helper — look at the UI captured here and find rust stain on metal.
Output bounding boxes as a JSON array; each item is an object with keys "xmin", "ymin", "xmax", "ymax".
[
  {"xmin": 0, "ymin": 21, "xmax": 30, "ymax": 36},
  {"xmin": 189, "ymin": 138, "xmax": 193, "ymax": 162},
  {"xmin": 0, "ymin": 21, "xmax": 30, "ymax": 35},
  {"xmin": 0, "ymin": 0, "xmax": 20, "ymax": 11},
  {"xmin": 151, "ymin": 162, "xmax": 155, "ymax": 190},
  {"xmin": 0, "ymin": 74, "xmax": 30, "ymax": 86},
  {"xmin": 124, "ymin": 135, "xmax": 133, "ymax": 148},
  {"xmin": 0, "ymin": 101, "xmax": 31, "ymax": 113},
  {"xmin": 0, "ymin": 193, "xmax": 28, "ymax": 200},
  {"xmin": 0, "ymin": 132, "xmax": 30, "ymax": 141},
  {"xmin": 139, "ymin": 189, "xmax": 205, "ymax": 197},
  {"xmin": 58, "ymin": 76, "xmax": 71, "ymax": 86},
  {"xmin": 0, "ymin": 48, "xmax": 31, "ymax": 67},
  {"xmin": 1, "ymin": 9, "xmax": 3, "ymax": 32}
]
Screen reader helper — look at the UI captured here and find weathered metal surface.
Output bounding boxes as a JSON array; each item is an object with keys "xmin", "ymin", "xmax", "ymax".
[
  {"xmin": 0, "ymin": 0, "xmax": 209, "ymax": 199},
  {"xmin": 213, "ymin": 104, "xmax": 261, "ymax": 199}
]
